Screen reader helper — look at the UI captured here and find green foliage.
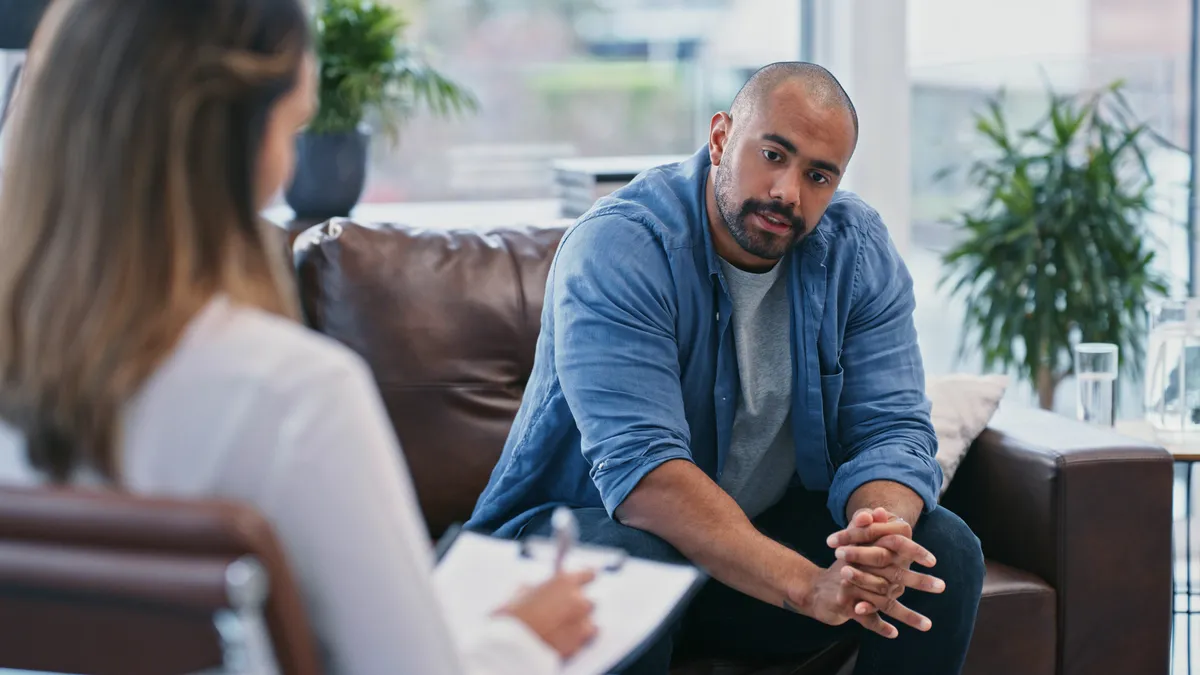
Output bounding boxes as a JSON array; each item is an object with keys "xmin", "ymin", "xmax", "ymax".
[
  {"xmin": 310, "ymin": 0, "xmax": 478, "ymax": 139},
  {"xmin": 938, "ymin": 81, "xmax": 1175, "ymax": 404}
]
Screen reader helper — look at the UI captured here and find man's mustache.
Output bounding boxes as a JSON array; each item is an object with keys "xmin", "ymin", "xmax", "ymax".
[{"xmin": 740, "ymin": 199, "xmax": 804, "ymax": 231}]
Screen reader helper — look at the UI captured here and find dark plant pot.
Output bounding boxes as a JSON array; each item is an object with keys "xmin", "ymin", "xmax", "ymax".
[
  {"xmin": 0, "ymin": 0, "xmax": 51, "ymax": 50},
  {"xmin": 285, "ymin": 129, "xmax": 370, "ymax": 221}
]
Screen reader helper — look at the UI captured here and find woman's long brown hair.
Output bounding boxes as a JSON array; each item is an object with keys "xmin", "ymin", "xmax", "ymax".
[{"xmin": 0, "ymin": 0, "xmax": 310, "ymax": 482}]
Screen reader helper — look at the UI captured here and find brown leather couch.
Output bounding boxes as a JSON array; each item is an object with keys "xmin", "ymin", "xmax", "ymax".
[{"xmin": 293, "ymin": 219, "xmax": 1175, "ymax": 675}]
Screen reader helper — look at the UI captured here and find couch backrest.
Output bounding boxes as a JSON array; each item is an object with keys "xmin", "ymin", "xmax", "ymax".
[{"xmin": 293, "ymin": 220, "xmax": 568, "ymax": 537}]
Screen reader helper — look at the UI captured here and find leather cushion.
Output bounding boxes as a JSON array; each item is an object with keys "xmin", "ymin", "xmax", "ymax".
[
  {"xmin": 293, "ymin": 220, "xmax": 569, "ymax": 536},
  {"xmin": 961, "ymin": 561, "xmax": 1056, "ymax": 675}
]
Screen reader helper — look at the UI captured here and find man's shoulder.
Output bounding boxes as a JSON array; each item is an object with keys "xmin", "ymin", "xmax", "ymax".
[
  {"xmin": 817, "ymin": 190, "xmax": 890, "ymax": 246},
  {"xmin": 567, "ymin": 149, "xmax": 709, "ymax": 248},
  {"xmin": 814, "ymin": 191, "xmax": 909, "ymax": 306}
]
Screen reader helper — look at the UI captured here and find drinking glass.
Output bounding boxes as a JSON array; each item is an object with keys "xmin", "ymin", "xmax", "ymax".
[{"xmin": 1075, "ymin": 343, "xmax": 1118, "ymax": 427}]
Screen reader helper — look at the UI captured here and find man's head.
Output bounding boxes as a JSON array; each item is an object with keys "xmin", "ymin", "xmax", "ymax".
[{"xmin": 707, "ymin": 61, "xmax": 857, "ymax": 269}]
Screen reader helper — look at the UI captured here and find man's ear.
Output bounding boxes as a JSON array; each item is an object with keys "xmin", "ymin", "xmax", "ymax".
[{"xmin": 708, "ymin": 111, "xmax": 732, "ymax": 167}]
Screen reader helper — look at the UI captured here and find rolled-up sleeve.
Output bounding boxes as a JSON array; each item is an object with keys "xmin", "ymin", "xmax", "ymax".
[
  {"xmin": 552, "ymin": 213, "xmax": 695, "ymax": 517},
  {"xmin": 826, "ymin": 220, "xmax": 942, "ymax": 527}
]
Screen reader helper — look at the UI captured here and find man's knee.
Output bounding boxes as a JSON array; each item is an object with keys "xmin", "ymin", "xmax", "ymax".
[
  {"xmin": 523, "ymin": 507, "xmax": 686, "ymax": 565},
  {"xmin": 913, "ymin": 507, "xmax": 985, "ymax": 599}
]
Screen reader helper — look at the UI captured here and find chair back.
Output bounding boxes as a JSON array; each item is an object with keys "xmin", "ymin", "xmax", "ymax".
[{"xmin": 0, "ymin": 486, "xmax": 322, "ymax": 675}]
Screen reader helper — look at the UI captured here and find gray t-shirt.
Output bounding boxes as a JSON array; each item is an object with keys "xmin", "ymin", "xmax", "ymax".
[{"xmin": 717, "ymin": 258, "xmax": 797, "ymax": 519}]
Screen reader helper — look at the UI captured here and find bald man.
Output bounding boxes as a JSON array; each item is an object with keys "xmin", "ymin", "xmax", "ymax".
[{"xmin": 467, "ymin": 62, "xmax": 984, "ymax": 674}]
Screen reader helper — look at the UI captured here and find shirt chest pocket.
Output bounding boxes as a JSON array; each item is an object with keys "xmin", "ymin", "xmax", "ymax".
[{"xmin": 819, "ymin": 365, "xmax": 844, "ymax": 467}]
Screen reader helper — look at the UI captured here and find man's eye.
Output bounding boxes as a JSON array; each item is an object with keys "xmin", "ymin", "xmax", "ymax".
[
  {"xmin": 762, "ymin": 149, "xmax": 783, "ymax": 162},
  {"xmin": 810, "ymin": 172, "xmax": 829, "ymax": 185}
]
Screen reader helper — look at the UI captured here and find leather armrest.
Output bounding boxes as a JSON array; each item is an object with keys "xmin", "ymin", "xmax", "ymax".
[{"xmin": 942, "ymin": 404, "xmax": 1173, "ymax": 675}]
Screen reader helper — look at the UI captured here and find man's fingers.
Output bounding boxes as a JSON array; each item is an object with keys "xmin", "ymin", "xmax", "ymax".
[
  {"xmin": 853, "ymin": 610, "xmax": 898, "ymax": 639},
  {"xmin": 875, "ymin": 534, "xmax": 937, "ymax": 567},
  {"xmin": 846, "ymin": 508, "xmax": 897, "ymax": 532},
  {"xmin": 855, "ymin": 565, "xmax": 946, "ymax": 594},
  {"xmin": 881, "ymin": 598, "xmax": 933, "ymax": 632},
  {"xmin": 849, "ymin": 509, "xmax": 875, "ymax": 528},
  {"xmin": 836, "ymin": 545, "xmax": 894, "ymax": 567},
  {"xmin": 832, "ymin": 533, "xmax": 938, "ymax": 568},
  {"xmin": 849, "ymin": 585, "xmax": 933, "ymax": 633},
  {"xmin": 899, "ymin": 568, "xmax": 945, "ymax": 593},
  {"xmin": 827, "ymin": 521, "xmax": 911, "ymax": 548},
  {"xmin": 840, "ymin": 563, "xmax": 891, "ymax": 596}
]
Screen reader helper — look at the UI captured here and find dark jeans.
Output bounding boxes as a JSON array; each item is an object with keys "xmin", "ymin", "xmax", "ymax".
[{"xmin": 521, "ymin": 487, "xmax": 985, "ymax": 675}]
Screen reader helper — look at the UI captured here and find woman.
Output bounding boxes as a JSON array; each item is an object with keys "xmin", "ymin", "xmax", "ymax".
[{"xmin": 0, "ymin": 1, "xmax": 596, "ymax": 673}]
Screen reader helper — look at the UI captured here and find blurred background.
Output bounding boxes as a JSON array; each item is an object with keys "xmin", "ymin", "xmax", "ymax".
[
  {"xmin": 277, "ymin": 0, "xmax": 1195, "ymax": 418},
  {"xmin": 1, "ymin": 0, "xmax": 1195, "ymax": 415},
  {"xmin": 347, "ymin": 0, "xmax": 1190, "ymax": 226}
]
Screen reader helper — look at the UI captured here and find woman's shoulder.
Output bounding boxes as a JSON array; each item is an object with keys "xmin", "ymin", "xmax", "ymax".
[
  {"xmin": 124, "ymin": 296, "xmax": 383, "ymax": 448},
  {"xmin": 119, "ymin": 297, "xmax": 390, "ymax": 495},
  {"xmin": 169, "ymin": 297, "xmax": 373, "ymax": 395}
]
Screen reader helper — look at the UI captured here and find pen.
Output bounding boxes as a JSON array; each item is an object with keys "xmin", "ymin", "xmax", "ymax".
[{"xmin": 551, "ymin": 505, "xmax": 578, "ymax": 574}]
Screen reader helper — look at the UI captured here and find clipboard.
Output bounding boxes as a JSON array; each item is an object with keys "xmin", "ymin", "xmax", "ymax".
[
  {"xmin": 436, "ymin": 523, "xmax": 633, "ymax": 573},
  {"xmin": 434, "ymin": 524, "xmax": 707, "ymax": 675}
]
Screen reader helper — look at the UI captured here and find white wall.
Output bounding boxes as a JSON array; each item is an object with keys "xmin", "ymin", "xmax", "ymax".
[
  {"xmin": 704, "ymin": 0, "xmax": 802, "ymax": 67},
  {"xmin": 908, "ymin": 0, "xmax": 1092, "ymax": 89},
  {"xmin": 809, "ymin": 0, "xmax": 913, "ymax": 256}
]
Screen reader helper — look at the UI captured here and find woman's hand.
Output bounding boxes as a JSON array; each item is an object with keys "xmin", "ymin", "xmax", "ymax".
[{"xmin": 498, "ymin": 569, "xmax": 598, "ymax": 659}]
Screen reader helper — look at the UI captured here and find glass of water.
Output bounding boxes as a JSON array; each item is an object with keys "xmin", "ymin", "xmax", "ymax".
[{"xmin": 1075, "ymin": 343, "xmax": 1119, "ymax": 426}]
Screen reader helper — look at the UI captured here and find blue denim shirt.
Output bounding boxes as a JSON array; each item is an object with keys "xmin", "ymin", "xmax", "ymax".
[{"xmin": 466, "ymin": 147, "xmax": 940, "ymax": 537}]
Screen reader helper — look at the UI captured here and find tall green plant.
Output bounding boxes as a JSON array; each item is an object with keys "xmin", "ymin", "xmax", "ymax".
[
  {"xmin": 939, "ymin": 81, "xmax": 1174, "ymax": 409},
  {"xmin": 310, "ymin": 0, "xmax": 477, "ymax": 140}
]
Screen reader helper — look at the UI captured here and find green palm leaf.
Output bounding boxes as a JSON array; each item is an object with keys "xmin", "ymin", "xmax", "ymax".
[
  {"xmin": 938, "ymin": 82, "xmax": 1178, "ymax": 408},
  {"xmin": 309, "ymin": 0, "xmax": 478, "ymax": 141}
]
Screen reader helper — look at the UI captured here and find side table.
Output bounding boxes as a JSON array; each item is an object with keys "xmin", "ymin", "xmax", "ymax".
[{"xmin": 1116, "ymin": 419, "xmax": 1200, "ymax": 674}]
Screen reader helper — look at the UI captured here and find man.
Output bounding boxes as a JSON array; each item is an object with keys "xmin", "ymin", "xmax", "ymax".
[{"xmin": 465, "ymin": 61, "xmax": 985, "ymax": 674}]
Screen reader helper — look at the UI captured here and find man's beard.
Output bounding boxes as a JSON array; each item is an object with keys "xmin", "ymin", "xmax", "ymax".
[{"xmin": 714, "ymin": 165, "xmax": 806, "ymax": 260}]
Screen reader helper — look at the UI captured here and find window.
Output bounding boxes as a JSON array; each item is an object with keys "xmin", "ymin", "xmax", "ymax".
[
  {"xmin": 908, "ymin": 0, "xmax": 1191, "ymax": 287},
  {"xmin": 360, "ymin": 0, "xmax": 803, "ymax": 203}
]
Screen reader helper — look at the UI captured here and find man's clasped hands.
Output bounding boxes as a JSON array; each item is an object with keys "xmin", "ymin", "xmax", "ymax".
[{"xmin": 806, "ymin": 508, "xmax": 947, "ymax": 639}]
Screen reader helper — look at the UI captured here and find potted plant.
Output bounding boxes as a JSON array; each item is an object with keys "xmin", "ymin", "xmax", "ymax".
[
  {"xmin": 285, "ymin": 0, "xmax": 477, "ymax": 220},
  {"xmin": 939, "ymin": 81, "xmax": 1174, "ymax": 409},
  {"xmin": 0, "ymin": 0, "xmax": 51, "ymax": 131}
]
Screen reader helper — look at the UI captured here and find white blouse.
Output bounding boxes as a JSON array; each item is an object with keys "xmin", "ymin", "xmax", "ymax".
[{"xmin": 0, "ymin": 297, "xmax": 559, "ymax": 675}]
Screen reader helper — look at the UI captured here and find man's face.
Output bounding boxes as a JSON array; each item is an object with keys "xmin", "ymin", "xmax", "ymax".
[{"xmin": 709, "ymin": 81, "xmax": 856, "ymax": 264}]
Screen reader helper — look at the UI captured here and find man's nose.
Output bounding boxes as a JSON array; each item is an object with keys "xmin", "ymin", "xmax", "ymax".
[{"xmin": 768, "ymin": 168, "xmax": 801, "ymax": 213}]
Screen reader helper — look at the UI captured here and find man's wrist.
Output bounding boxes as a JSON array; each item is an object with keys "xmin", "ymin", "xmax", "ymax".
[
  {"xmin": 846, "ymin": 480, "xmax": 924, "ymax": 526},
  {"xmin": 774, "ymin": 546, "xmax": 821, "ymax": 614}
]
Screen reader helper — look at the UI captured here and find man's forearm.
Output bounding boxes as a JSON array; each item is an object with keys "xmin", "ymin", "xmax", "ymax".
[
  {"xmin": 845, "ymin": 480, "xmax": 924, "ymax": 527},
  {"xmin": 614, "ymin": 459, "xmax": 817, "ymax": 610}
]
